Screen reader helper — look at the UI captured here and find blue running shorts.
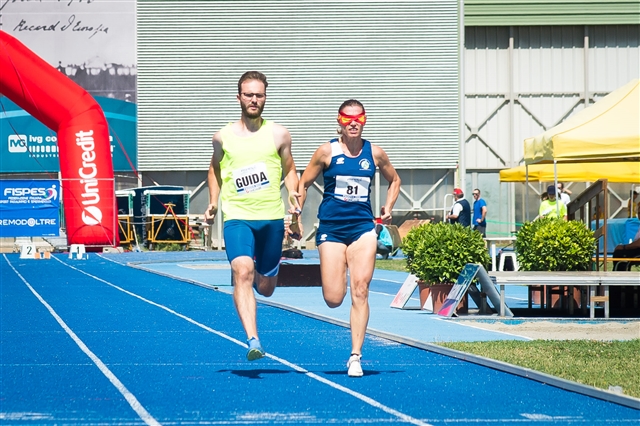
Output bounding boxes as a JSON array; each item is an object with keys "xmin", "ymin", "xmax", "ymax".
[
  {"xmin": 224, "ymin": 219, "xmax": 284, "ymax": 277},
  {"xmin": 316, "ymin": 220, "xmax": 376, "ymax": 246}
]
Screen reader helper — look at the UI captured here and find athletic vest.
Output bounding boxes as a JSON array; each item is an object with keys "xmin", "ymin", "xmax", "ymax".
[
  {"xmin": 318, "ymin": 138, "xmax": 375, "ymax": 222},
  {"xmin": 219, "ymin": 120, "xmax": 284, "ymax": 220}
]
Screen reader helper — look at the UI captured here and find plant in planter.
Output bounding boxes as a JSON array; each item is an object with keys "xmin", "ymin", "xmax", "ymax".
[
  {"xmin": 514, "ymin": 217, "xmax": 596, "ymax": 308},
  {"xmin": 514, "ymin": 217, "xmax": 595, "ymax": 272},
  {"xmin": 402, "ymin": 222, "xmax": 490, "ymax": 312}
]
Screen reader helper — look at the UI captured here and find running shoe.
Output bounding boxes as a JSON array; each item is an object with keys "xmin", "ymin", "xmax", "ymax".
[
  {"xmin": 347, "ymin": 353, "xmax": 363, "ymax": 377},
  {"xmin": 247, "ymin": 337, "xmax": 265, "ymax": 361}
]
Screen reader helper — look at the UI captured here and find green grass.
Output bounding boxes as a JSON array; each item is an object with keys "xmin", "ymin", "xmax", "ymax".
[
  {"xmin": 437, "ymin": 340, "xmax": 640, "ymax": 398},
  {"xmin": 375, "ymin": 258, "xmax": 407, "ymax": 272},
  {"xmin": 373, "ymin": 260, "xmax": 640, "ymax": 399}
]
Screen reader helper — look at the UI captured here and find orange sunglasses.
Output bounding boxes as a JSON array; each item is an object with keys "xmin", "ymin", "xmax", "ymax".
[{"xmin": 337, "ymin": 112, "xmax": 367, "ymax": 126}]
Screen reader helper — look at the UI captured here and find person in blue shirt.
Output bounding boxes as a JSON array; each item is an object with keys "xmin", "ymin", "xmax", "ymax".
[
  {"xmin": 298, "ymin": 99, "xmax": 400, "ymax": 377},
  {"xmin": 375, "ymin": 223, "xmax": 393, "ymax": 259},
  {"xmin": 472, "ymin": 188, "xmax": 487, "ymax": 237},
  {"xmin": 612, "ymin": 226, "xmax": 640, "ymax": 270}
]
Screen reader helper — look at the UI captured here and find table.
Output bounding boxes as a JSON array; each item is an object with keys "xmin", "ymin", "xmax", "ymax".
[{"xmin": 490, "ymin": 271, "xmax": 640, "ymax": 318}]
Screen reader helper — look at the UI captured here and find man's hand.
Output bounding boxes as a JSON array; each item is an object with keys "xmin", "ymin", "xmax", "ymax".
[
  {"xmin": 204, "ymin": 203, "xmax": 218, "ymax": 224},
  {"xmin": 288, "ymin": 209, "xmax": 303, "ymax": 240}
]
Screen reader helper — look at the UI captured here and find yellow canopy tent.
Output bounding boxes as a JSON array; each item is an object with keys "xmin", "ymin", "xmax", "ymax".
[
  {"xmin": 523, "ymin": 79, "xmax": 640, "ymax": 165},
  {"xmin": 500, "ymin": 162, "xmax": 640, "ymax": 183},
  {"xmin": 514, "ymin": 79, "xmax": 639, "ymax": 226}
]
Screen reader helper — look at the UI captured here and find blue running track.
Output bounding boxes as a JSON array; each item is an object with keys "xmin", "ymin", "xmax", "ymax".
[{"xmin": 1, "ymin": 252, "xmax": 638, "ymax": 425}]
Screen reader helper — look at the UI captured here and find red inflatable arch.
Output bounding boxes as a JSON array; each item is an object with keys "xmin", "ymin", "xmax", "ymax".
[{"xmin": 0, "ymin": 30, "xmax": 117, "ymax": 248}]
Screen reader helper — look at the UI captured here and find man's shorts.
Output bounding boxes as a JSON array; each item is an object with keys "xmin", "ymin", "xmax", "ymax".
[
  {"xmin": 224, "ymin": 219, "xmax": 284, "ymax": 277},
  {"xmin": 316, "ymin": 220, "xmax": 376, "ymax": 246}
]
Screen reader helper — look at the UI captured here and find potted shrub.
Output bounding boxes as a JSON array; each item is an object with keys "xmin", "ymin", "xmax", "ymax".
[
  {"xmin": 402, "ymin": 222, "xmax": 491, "ymax": 313},
  {"xmin": 514, "ymin": 217, "xmax": 596, "ymax": 308},
  {"xmin": 515, "ymin": 217, "xmax": 595, "ymax": 271}
]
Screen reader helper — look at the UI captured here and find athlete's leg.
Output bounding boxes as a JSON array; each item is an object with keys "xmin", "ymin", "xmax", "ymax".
[
  {"xmin": 253, "ymin": 220, "xmax": 284, "ymax": 297},
  {"xmin": 231, "ymin": 255, "xmax": 260, "ymax": 339},
  {"xmin": 224, "ymin": 221, "xmax": 260, "ymax": 340},
  {"xmin": 318, "ymin": 241, "xmax": 348, "ymax": 308},
  {"xmin": 345, "ymin": 231, "xmax": 377, "ymax": 356}
]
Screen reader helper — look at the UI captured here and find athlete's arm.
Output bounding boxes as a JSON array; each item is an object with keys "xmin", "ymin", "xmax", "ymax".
[
  {"xmin": 274, "ymin": 124, "xmax": 300, "ymax": 213},
  {"xmin": 204, "ymin": 132, "xmax": 224, "ymax": 222},
  {"xmin": 372, "ymin": 144, "xmax": 401, "ymax": 224},
  {"xmin": 298, "ymin": 142, "xmax": 331, "ymax": 211}
]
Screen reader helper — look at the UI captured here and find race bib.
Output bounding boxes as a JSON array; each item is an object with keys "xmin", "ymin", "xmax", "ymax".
[
  {"xmin": 232, "ymin": 162, "xmax": 270, "ymax": 194},
  {"xmin": 334, "ymin": 175, "xmax": 370, "ymax": 202}
]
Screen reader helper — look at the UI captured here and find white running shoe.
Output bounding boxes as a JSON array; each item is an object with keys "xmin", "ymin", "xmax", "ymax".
[{"xmin": 347, "ymin": 354, "xmax": 363, "ymax": 377}]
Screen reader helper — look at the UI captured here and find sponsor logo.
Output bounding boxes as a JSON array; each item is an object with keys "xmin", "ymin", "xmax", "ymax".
[
  {"xmin": 336, "ymin": 157, "xmax": 345, "ymax": 165},
  {"xmin": 7, "ymin": 134, "xmax": 115, "ymax": 159},
  {"xmin": 320, "ymin": 233, "xmax": 327, "ymax": 241},
  {"xmin": 3, "ymin": 185, "xmax": 56, "ymax": 200},
  {"xmin": 76, "ymin": 130, "xmax": 102, "ymax": 226},
  {"xmin": 4, "ymin": 187, "xmax": 46, "ymax": 197},
  {"xmin": 8, "ymin": 135, "xmax": 27, "ymax": 153},
  {"xmin": 0, "ymin": 218, "xmax": 57, "ymax": 227},
  {"xmin": 44, "ymin": 185, "xmax": 58, "ymax": 201}
]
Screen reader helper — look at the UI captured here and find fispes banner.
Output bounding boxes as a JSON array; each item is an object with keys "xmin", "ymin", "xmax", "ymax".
[{"xmin": 0, "ymin": 180, "xmax": 60, "ymax": 237}]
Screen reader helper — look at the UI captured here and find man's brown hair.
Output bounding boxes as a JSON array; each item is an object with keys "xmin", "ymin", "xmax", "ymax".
[{"xmin": 238, "ymin": 71, "xmax": 268, "ymax": 94}]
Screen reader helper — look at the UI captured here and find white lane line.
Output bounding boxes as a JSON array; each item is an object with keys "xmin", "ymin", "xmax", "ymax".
[
  {"xmin": 271, "ymin": 354, "xmax": 429, "ymax": 426},
  {"xmin": 3, "ymin": 255, "xmax": 160, "ymax": 426},
  {"xmin": 69, "ymin": 255, "xmax": 432, "ymax": 426}
]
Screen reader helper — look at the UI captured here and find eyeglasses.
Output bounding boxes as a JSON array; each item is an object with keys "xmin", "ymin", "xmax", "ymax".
[
  {"xmin": 337, "ymin": 112, "xmax": 367, "ymax": 126},
  {"xmin": 472, "ymin": 192, "xmax": 480, "ymax": 196},
  {"xmin": 241, "ymin": 92, "xmax": 266, "ymax": 100}
]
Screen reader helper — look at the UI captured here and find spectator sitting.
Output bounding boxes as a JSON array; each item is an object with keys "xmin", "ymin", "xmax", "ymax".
[
  {"xmin": 612, "ymin": 227, "xmax": 640, "ymax": 262},
  {"xmin": 375, "ymin": 223, "xmax": 393, "ymax": 260}
]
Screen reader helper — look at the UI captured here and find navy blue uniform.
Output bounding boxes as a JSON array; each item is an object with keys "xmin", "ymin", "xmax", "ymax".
[{"xmin": 316, "ymin": 139, "xmax": 376, "ymax": 245}]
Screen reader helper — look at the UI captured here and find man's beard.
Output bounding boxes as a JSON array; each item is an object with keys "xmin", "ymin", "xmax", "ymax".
[{"xmin": 241, "ymin": 102, "xmax": 264, "ymax": 119}]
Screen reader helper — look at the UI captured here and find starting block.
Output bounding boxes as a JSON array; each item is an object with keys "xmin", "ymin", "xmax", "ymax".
[{"xmin": 69, "ymin": 244, "xmax": 87, "ymax": 260}]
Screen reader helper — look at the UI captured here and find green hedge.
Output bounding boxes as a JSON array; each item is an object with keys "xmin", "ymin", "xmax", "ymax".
[
  {"xmin": 515, "ymin": 217, "xmax": 596, "ymax": 271},
  {"xmin": 403, "ymin": 222, "xmax": 490, "ymax": 285}
]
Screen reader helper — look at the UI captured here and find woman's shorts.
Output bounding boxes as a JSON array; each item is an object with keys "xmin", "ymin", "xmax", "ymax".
[
  {"xmin": 316, "ymin": 220, "xmax": 376, "ymax": 246},
  {"xmin": 224, "ymin": 219, "xmax": 284, "ymax": 277}
]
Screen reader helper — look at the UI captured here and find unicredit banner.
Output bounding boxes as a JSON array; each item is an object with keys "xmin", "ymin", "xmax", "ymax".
[
  {"xmin": 0, "ymin": 180, "xmax": 60, "ymax": 237},
  {"xmin": 0, "ymin": 30, "xmax": 118, "ymax": 247}
]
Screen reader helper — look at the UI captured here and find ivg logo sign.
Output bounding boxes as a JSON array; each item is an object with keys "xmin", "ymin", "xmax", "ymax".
[{"xmin": 8, "ymin": 135, "xmax": 27, "ymax": 153}]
